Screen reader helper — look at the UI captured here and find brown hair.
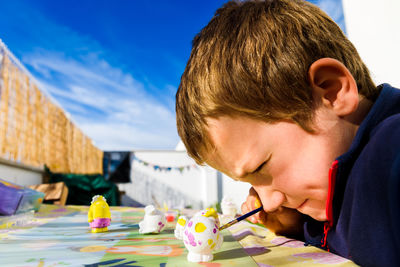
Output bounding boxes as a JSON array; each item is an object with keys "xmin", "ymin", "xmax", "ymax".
[{"xmin": 176, "ymin": 0, "xmax": 376, "ymax": 164}]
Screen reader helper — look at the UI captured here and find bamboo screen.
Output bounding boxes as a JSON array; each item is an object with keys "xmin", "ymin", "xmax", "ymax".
[{"xmin": 0, "ymin": 51, "xmax": 103, "ymax": 174}]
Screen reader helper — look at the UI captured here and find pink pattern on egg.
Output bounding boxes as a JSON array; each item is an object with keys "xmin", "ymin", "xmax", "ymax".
[
  {"xmin": 187, "ymin": 233, "xmax": 197, "ymax": 247},
  {"xmin": 154, "ymin": 221, "xmax": 165, "ymax": 232},
  {"xmin": 188, "ymin": 221, "xmax": 193, "ymax": 228}
]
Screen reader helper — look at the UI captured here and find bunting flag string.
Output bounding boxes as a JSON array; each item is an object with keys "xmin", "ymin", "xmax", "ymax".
[{"xmin": 133, "ymin": 155, "xmax": 199, "ymax": 173}]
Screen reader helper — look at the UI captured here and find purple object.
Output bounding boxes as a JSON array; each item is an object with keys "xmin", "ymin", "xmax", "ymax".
[
  {"xmin": 0, "ymin": 179, "xmax": 45, "ymax": 216},
  {"xmin": 0, "ymin": 182, "xmax": 23, "ymax": 215}
]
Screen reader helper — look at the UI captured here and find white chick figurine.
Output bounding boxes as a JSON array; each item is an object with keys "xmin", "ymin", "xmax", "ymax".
[
  {"xmin": 139, "ymin": 205, "xmax": 166, "ymax": 234},
  {"xmin": 175, "ymin": 208, "xmax": 223, "ymax": 262},
  {"xmin": 221, "ymin": 196, "xmax": 237, "ymax": 218}
]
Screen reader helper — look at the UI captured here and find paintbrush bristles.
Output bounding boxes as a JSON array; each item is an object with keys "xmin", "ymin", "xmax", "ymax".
[
  {"xmin": 219, "ymin": 219, "xmax": 238, "ymax": 231},
  {"xmin": 219, "ymin": 206, "xmax": 263, "ymax": 230}
]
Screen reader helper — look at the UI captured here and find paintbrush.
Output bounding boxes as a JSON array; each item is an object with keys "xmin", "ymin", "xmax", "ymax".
[{"xmin": 219, "ymin": 206, "xmax": 263, "ymax": 231}]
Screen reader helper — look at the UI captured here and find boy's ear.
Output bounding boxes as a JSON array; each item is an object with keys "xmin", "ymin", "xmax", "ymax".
[{"xmin": 308, "ymin": 58, "xmax": 359, "ymax": 116}]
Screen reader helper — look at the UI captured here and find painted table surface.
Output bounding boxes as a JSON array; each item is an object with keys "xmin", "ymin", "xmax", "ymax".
[{"xmin": 0, "ymin": 205, "xmax": 358, "ymax": 267}]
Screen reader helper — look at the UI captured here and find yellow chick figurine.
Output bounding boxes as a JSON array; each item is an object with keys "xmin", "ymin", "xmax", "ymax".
[{"xmin": 88, "ymin": 195, "xmax": 111, "ymax": 233}]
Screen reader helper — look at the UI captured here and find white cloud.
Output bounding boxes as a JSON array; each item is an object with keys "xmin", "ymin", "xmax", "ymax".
[
  {"xmin": 22, "ymin": 51, "xmax": 179, "ymax": 151},
  {"xmin": 79, "ymin": 121, "xmax": 176, "ymax": 151}
]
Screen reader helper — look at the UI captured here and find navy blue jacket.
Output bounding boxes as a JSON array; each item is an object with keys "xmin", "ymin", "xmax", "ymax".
[{"xmin": 304, "ymin": 84, "xmax": 400, "ymax": 267}]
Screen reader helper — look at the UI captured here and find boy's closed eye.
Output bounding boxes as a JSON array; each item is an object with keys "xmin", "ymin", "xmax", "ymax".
[
  {"xmin": 251, "ymin": 161, "xmax": 267, "ymax": 174},
  {"xmin": 250, "ymin": 154, "xmax": 272, "ymax": 175},
  {"xmin": 232, "ymin": 155, "xmax": 272, "ymax": 182}
]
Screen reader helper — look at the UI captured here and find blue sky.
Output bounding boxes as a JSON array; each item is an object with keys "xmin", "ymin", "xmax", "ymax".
[{"xmin": 0, "ymin": 0, "xmax": 345, "ymax": 151}]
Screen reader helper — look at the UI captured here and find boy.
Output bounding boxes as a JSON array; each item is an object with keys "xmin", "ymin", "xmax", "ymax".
[{"xmin": 175, "ymin": 0, "xmax": 400, "ymax": 266}]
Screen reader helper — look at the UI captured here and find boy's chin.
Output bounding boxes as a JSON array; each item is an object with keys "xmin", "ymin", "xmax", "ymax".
[
  {"xmin": 306, "ymin": 211, "xmax": 327, "ymax": 221},
  {"xmin": 298, "ymin": 202, "xmax": 327, "ymax": 221}
]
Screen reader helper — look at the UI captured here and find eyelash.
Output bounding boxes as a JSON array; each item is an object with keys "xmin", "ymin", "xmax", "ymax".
[
  {"xmin": 251, "ymin": 155, "xmax": 271, "ymax": 174},
  {"xmin": 252, "ymin": 161, "xmax": 266, "ymax": 174}
]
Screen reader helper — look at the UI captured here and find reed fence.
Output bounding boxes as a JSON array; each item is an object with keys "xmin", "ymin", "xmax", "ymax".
[{"xmin": 0, "ymin": 41, "xmax": 103, "ymax": 174}]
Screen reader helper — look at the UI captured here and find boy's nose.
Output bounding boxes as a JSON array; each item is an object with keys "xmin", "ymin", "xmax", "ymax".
[{"xmin": 254, "ymin": 187, "xmax": 285, "ymax": 212}]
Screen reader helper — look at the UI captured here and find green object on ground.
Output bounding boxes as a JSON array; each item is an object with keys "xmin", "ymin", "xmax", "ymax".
[{"xmin": 45, "ymin": 166, "xmax": 119, "ymax": 206}]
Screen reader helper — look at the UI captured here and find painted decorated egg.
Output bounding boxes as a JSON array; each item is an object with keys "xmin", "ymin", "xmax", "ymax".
[{"xmin": 175, "ymin": 208, "xmax": 223, "ymax": 262}]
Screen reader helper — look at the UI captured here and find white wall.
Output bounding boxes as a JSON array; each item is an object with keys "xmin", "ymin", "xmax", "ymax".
[
  {"xmin": 118, "ymin": 150, "xmax": 208, "ymax": 209},
  {"xmin": 133, "ymin": 150, "xmax": 203, "ymax": 198},
  {"xmin": 117, "ymin": 150, "xmax": 251, "ymax": 211},
  {"xmin": 342, "ymin": 0, "xmax": 400, "ymax": 88},
  {"xmin": 0, "ymin": 159, "xmax": 43, "ymax": 186},
  {"xmin": 174, "ymin": 141, "xmax": 251, "ymax": 212},
  {"xmin": 200, "ymin": 165, "xmax": 219, "ymax": 208}
]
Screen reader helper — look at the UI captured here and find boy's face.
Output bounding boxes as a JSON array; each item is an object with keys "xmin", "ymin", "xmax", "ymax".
[{"xmin": 205, "ymin": 112, "xmax": 354, "ymax": 221}]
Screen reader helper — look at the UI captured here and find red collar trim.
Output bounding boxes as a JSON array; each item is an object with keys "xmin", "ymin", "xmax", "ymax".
[
  {"xmin": 322, "ymin": 160, "xmax": 339, "ymax": 249},
  {"xmin": 326, "ymin": 160, "xmax": 338, "ymax": 226}
]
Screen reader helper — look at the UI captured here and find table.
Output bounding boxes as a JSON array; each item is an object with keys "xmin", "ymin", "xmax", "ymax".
[{"xmin": 0, "ymin": 205, "xmax": 357, "ymax": 266}]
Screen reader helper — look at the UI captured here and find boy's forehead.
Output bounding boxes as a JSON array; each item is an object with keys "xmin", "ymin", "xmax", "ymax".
[
  {"xmin": 204, "ymin": 116, "xmax": 268, "ymax": 177},
  {"xmin": 204, "ymin": 147, "xmax": 235, "ymax": 179},
  {"xmin": 204, "ymin": 117, "xmax": 239, "ymax": 174},
  {"xmin": 205, "ymin": 116, "xmax": 241, "ymax": 153},
  {"xmin": 201, "ymin": 129, "xmax": 227, "ymax": 172}
]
